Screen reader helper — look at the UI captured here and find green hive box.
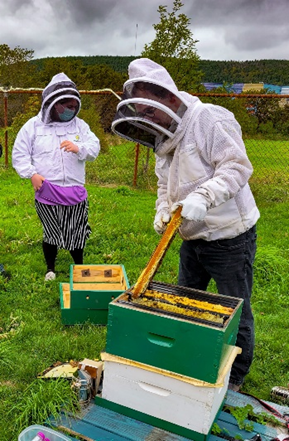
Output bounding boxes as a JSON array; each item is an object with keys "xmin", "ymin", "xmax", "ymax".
[
  {"xmin": 106, "ymin": 281, "xmax": 243, "ymax": 384},
  {"xmin": 59, "ymin": 264, "xmax": 130, "ymax": 325}
]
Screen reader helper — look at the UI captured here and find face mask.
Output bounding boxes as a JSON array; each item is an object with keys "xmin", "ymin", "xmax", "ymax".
[{"xmin": 57, "ymin": 106, "xmax": 75, "ymax": 122}]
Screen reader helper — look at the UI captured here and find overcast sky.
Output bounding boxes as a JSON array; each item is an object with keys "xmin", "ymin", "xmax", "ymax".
[{"xmin": 1, "ymin": 0, "xmax": 289, "ymax": 62}]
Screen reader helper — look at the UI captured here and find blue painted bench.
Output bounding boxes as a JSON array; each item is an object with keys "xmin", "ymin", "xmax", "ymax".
[{"xmin": 49, "ymin": 390, "xmax": 289, "ymax": 441}]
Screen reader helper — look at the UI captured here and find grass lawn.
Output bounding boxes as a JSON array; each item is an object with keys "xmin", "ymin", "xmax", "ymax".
[{"xmin": 1, "ymin": 154, "xmax": 289, "ymax": 439}]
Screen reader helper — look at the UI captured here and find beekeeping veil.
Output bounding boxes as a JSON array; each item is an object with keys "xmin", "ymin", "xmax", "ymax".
[
  {"xmin": 111, "ymin": 58, "xmax": 187, "ymax": 151},
  {"xmin": 41, "ymin": 72, "xmax": 81, "ymax": 124}
]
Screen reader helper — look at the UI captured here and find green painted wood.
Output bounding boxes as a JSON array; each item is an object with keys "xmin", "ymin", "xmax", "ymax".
[
  {"xmin": 225, "ymin": 389, "xmax": 288, "ymax": 426},
  {"xmin": 216, "ymin": 409, "xmax": 278, "ymax": 440},
  {"xmin": 50, "ymin": 392, "xmax": 282, "ymax": 441},
  {"xmin": 70, "ymin": 265, "xmax": 130, "ymax": 309},
  {"xmin": 68, "ymin": 264, "xmax": 130, "ymax": 309},
  {"xmin": 95, "ymin": 396, "xmax": 215, "ymax": 441},
  {"xmin": 59, "ymin": 283, "xmax": 109, "ymax": 325},
  {"xmin": 50, "ymin": 411, "xmax": 132, "ymax": 440},
  {"xmin": 59, "ymin": 264, "xmax": 130, "ymax": 325},
  {"xmin": 59, "ymin": 283, "xmax": 65, "ymax": 310},
  {"xmin": 51, "ymin": 403, "xmax": 190, "ymax": 440},
  {"xmin": 60, "ymin": 308, "xmax": 108, "ymax": 325},
  {"xmin": 105, "ymin": 294, "xmax": 242, "ymax": 383},
  {"xmin": 70, "ymin": 290, "xmax": 120, "ymax": 309}
]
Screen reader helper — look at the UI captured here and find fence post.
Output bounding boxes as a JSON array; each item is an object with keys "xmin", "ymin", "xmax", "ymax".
[
  {"xmin": 4, "ymin": 91, "xmax": 8, "ymax": 168},
  {"xmin": 133, "ymin": 143, "xmax": 140, "ymax": 187}
]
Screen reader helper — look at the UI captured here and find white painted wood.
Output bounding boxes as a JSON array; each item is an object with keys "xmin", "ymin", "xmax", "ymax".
[{"xmin": 101, "ymin": 358, "xmax": 231, "ymax": 434}]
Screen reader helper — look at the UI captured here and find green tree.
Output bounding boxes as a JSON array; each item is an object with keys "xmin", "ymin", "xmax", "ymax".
[
  {"xmin": 36, "ymin": 58, "xmax": 90, "ymax": 89},
  {"xmin": 141, "ymin": 0, "xmax": 203, "ymax": 90},
  {"xmin": 0, "ymin": 44, "xmax": 35, "ymax": 88},
  {"xmin": 85, "ymin": 64, "xmax": 125, "ymax": 91},
  {"xmin": 9, "ymin": 95, "xmax": 41, "ymax": 145}
]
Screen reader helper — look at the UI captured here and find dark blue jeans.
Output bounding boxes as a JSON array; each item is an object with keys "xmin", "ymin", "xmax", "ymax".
[{"xmin": 178, "ymin": 225, "xmax": 257, "ymax": 386}]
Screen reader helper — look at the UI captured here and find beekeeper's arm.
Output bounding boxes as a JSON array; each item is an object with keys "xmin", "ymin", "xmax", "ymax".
[
  {"xmin": 154, "ymin": 155, "xmax": 173, "ymax": 234},
  {"xmin": 12, "ymin": 120, "xmax": 45, "ymax": 190},
  {"xmin": 72, "ymin": 119, "xmax": 100, "ymax": 161},
  {"xmin": 172, "ymin": 116, "xmax": 253, "ymax": 221}
]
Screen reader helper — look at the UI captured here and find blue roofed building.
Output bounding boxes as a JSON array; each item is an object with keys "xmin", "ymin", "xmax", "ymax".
[
  {"xmin": 202, "ymin": 82, "xmax": 223, "ymax": 91},
  {"xmin": 264, "ymin": 84, "xmax": 282, "ymax": 93}
]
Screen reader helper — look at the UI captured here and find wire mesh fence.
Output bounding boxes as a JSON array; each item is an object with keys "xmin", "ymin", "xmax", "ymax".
[{"xmin": 1, "ymin": 89, "xmax": 289, "ymax": 190}]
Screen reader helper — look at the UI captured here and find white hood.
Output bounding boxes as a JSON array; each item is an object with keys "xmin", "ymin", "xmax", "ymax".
[
  {"xmin": 125, "ymin": 58, "xmax": 190, "ymax": 106},
  {"xmin": 40, "ymin": 72, "xmax": 81, "ymax": 124}
]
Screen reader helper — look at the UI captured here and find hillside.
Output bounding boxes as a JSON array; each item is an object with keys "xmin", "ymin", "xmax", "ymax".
[
  {"xmin": 199, "ymin": 59, "xmax": 289, "ymax": 85},
  {"xmin": 31, "ymin": 56, "xmax": 289, "ymax": 85},
  {"xmin": 31, "ymin": 55, "xmax": 137, "ymax": 73}
]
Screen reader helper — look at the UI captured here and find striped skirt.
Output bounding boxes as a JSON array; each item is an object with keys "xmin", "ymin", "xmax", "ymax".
[{"xmin": 35, "ymin": 199, "xmax": 91, "ymax": 250}]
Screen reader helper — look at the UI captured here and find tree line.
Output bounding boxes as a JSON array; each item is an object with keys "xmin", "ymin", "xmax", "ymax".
[
  {"xmin": 34, "ymin": 57, "xmax": 289, "ymax": 86},
  {"xmin": 2, "ymin": 49, "xmax": 289, "ymax": 92},
  {"xmin": 199, "ymin": 59, "xmax": 289, "ymax": 85}
]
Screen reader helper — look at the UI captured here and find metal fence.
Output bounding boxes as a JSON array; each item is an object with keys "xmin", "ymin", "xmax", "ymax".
[{"xmin": 1, "ymin": 89, "xmax": 289, "ymax": 190}]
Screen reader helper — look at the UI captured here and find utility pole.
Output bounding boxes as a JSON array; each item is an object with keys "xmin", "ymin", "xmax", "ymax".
[{"xmin": 134, "ymin": 24, "xmax": 138, "ymax": 56}]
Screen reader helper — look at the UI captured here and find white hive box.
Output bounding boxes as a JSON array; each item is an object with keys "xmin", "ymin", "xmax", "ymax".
[{"xmin": 97, "ymin": 346, "xmax": 241, "ymax": 441}]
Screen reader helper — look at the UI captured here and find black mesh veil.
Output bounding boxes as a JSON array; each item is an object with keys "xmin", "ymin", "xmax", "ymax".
[{"xmin": 111, "ymin": 92, "xmax": 182, "ymax": 151}]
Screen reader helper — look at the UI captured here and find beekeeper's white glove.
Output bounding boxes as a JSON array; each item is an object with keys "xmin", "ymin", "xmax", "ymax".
[
  {"xmin": 154, "ymin": 209, "xmax": 171, "ymax": 235},
  {"xmin": 172, "ymin": 193, "xmax": 208, "ymax": 222}
]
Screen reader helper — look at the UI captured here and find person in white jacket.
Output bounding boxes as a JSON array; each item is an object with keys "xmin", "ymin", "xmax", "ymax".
[
  {"xmin": 12, "ymin": 73, "xmax": 100, "ymax": 281},
  {"xmin": 112, "ymin": 58, "xmax": 260, "ymax": 391}
]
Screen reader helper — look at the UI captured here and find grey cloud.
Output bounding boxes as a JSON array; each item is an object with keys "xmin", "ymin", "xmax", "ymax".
[
  {"xmin": 187, "ymin": 0, "xmax": 289, "ymax": 26},
  {"xmin": 229, "ymin": 24, "xmax": 289, "ymax": 52},
  {"xmin": 1, "ymin": 0, "xmax": 289, "ymax": 61},
  {"xmin": 57, "ymin": 0, "xmax": 160, "ymax": 27}
]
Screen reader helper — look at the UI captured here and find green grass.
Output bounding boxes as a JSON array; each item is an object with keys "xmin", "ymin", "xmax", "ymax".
[
  {"xmin": 0, "ymin": 164, "xmax": 180, "ymax": 440},
  {"xmin": 245, "ymin": 139, "xmax": 289, "ymax": 184},
  {"xmin": 86, "ymin": 140, "xmax": 158, "ymax": 190},
  {"xmin": 1, "ymin": 148, "xmax": 289, "ymax": 439}
]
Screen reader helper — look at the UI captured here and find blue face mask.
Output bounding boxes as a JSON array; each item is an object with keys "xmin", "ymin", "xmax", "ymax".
[{"xmin": 58, "ymin": 106, "xmax": 75, "ymax": 122}]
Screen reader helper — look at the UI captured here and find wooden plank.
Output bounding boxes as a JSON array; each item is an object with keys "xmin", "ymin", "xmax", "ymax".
[
  {"xmin": 95, "ymin": 396, "xmax": 214, "ymax": 440},
  {"xmin": 73, "ymin": 265, "xmax": 123, "ymax": 283},
  {"xmin": 63, "ymin": 292, "xmax": 70, "ymax": 309},
  {"xmin": 226, "ymin": 389, "xmax": 289, "ymax": 426},
  {"xmin": 131, "ymin": 206, "xmax": 182, "ymax": 298},
  {"xmin": 62, "ymin": 283, "xmax": 70, "ymax": 308},
  {"xmin": 51, "ymin": 394, "xmax": 284, "ymax": 441},
  {"xmin": 72, "ymin": 282, "xmax": 127, "ymax": 291},
  {"xmin": 52, "ymin": 414, "xmax": 128, "ymax": 440},
  {"xmin": 51, "ymin": 404, "xmax": 190, "ymax": 440},
  {"xmin": 73, "ymin": 264, "xmax": 121, "ymax": 272},
  {"xmin": 73, "ymin": 275, "xmax": 123, "ymax": 283},
  {"xmin": 216, "ymin": 410, "xmax": 278, "ymax": 441}
]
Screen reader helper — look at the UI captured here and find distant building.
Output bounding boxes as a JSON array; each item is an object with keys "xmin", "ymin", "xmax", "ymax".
[
  {"xmin": 242, "ymin": 83, "xmax": 264, "ymax": 92},
  {"xmin": 201, "ymin": 82, "xmax": 287, "ymax": 94}
]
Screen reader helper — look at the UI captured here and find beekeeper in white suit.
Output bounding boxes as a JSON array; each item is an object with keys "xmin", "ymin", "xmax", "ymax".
[
  {"xmin": 12, "ymin": 73, "xmax": 100, "ymax": 281},
  {"xmin": 112, "ymin": 58, "xmax": 260, "ymax": 392}
]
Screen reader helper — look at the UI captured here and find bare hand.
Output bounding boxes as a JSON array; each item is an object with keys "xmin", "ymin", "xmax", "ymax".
[
  {"xmin": 60, "ymin": 140, "xmax": 79, "ymax": 154},
  {"xmin": 31, "ymin": 174, "xmax": 45, "ymax": 191}
]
